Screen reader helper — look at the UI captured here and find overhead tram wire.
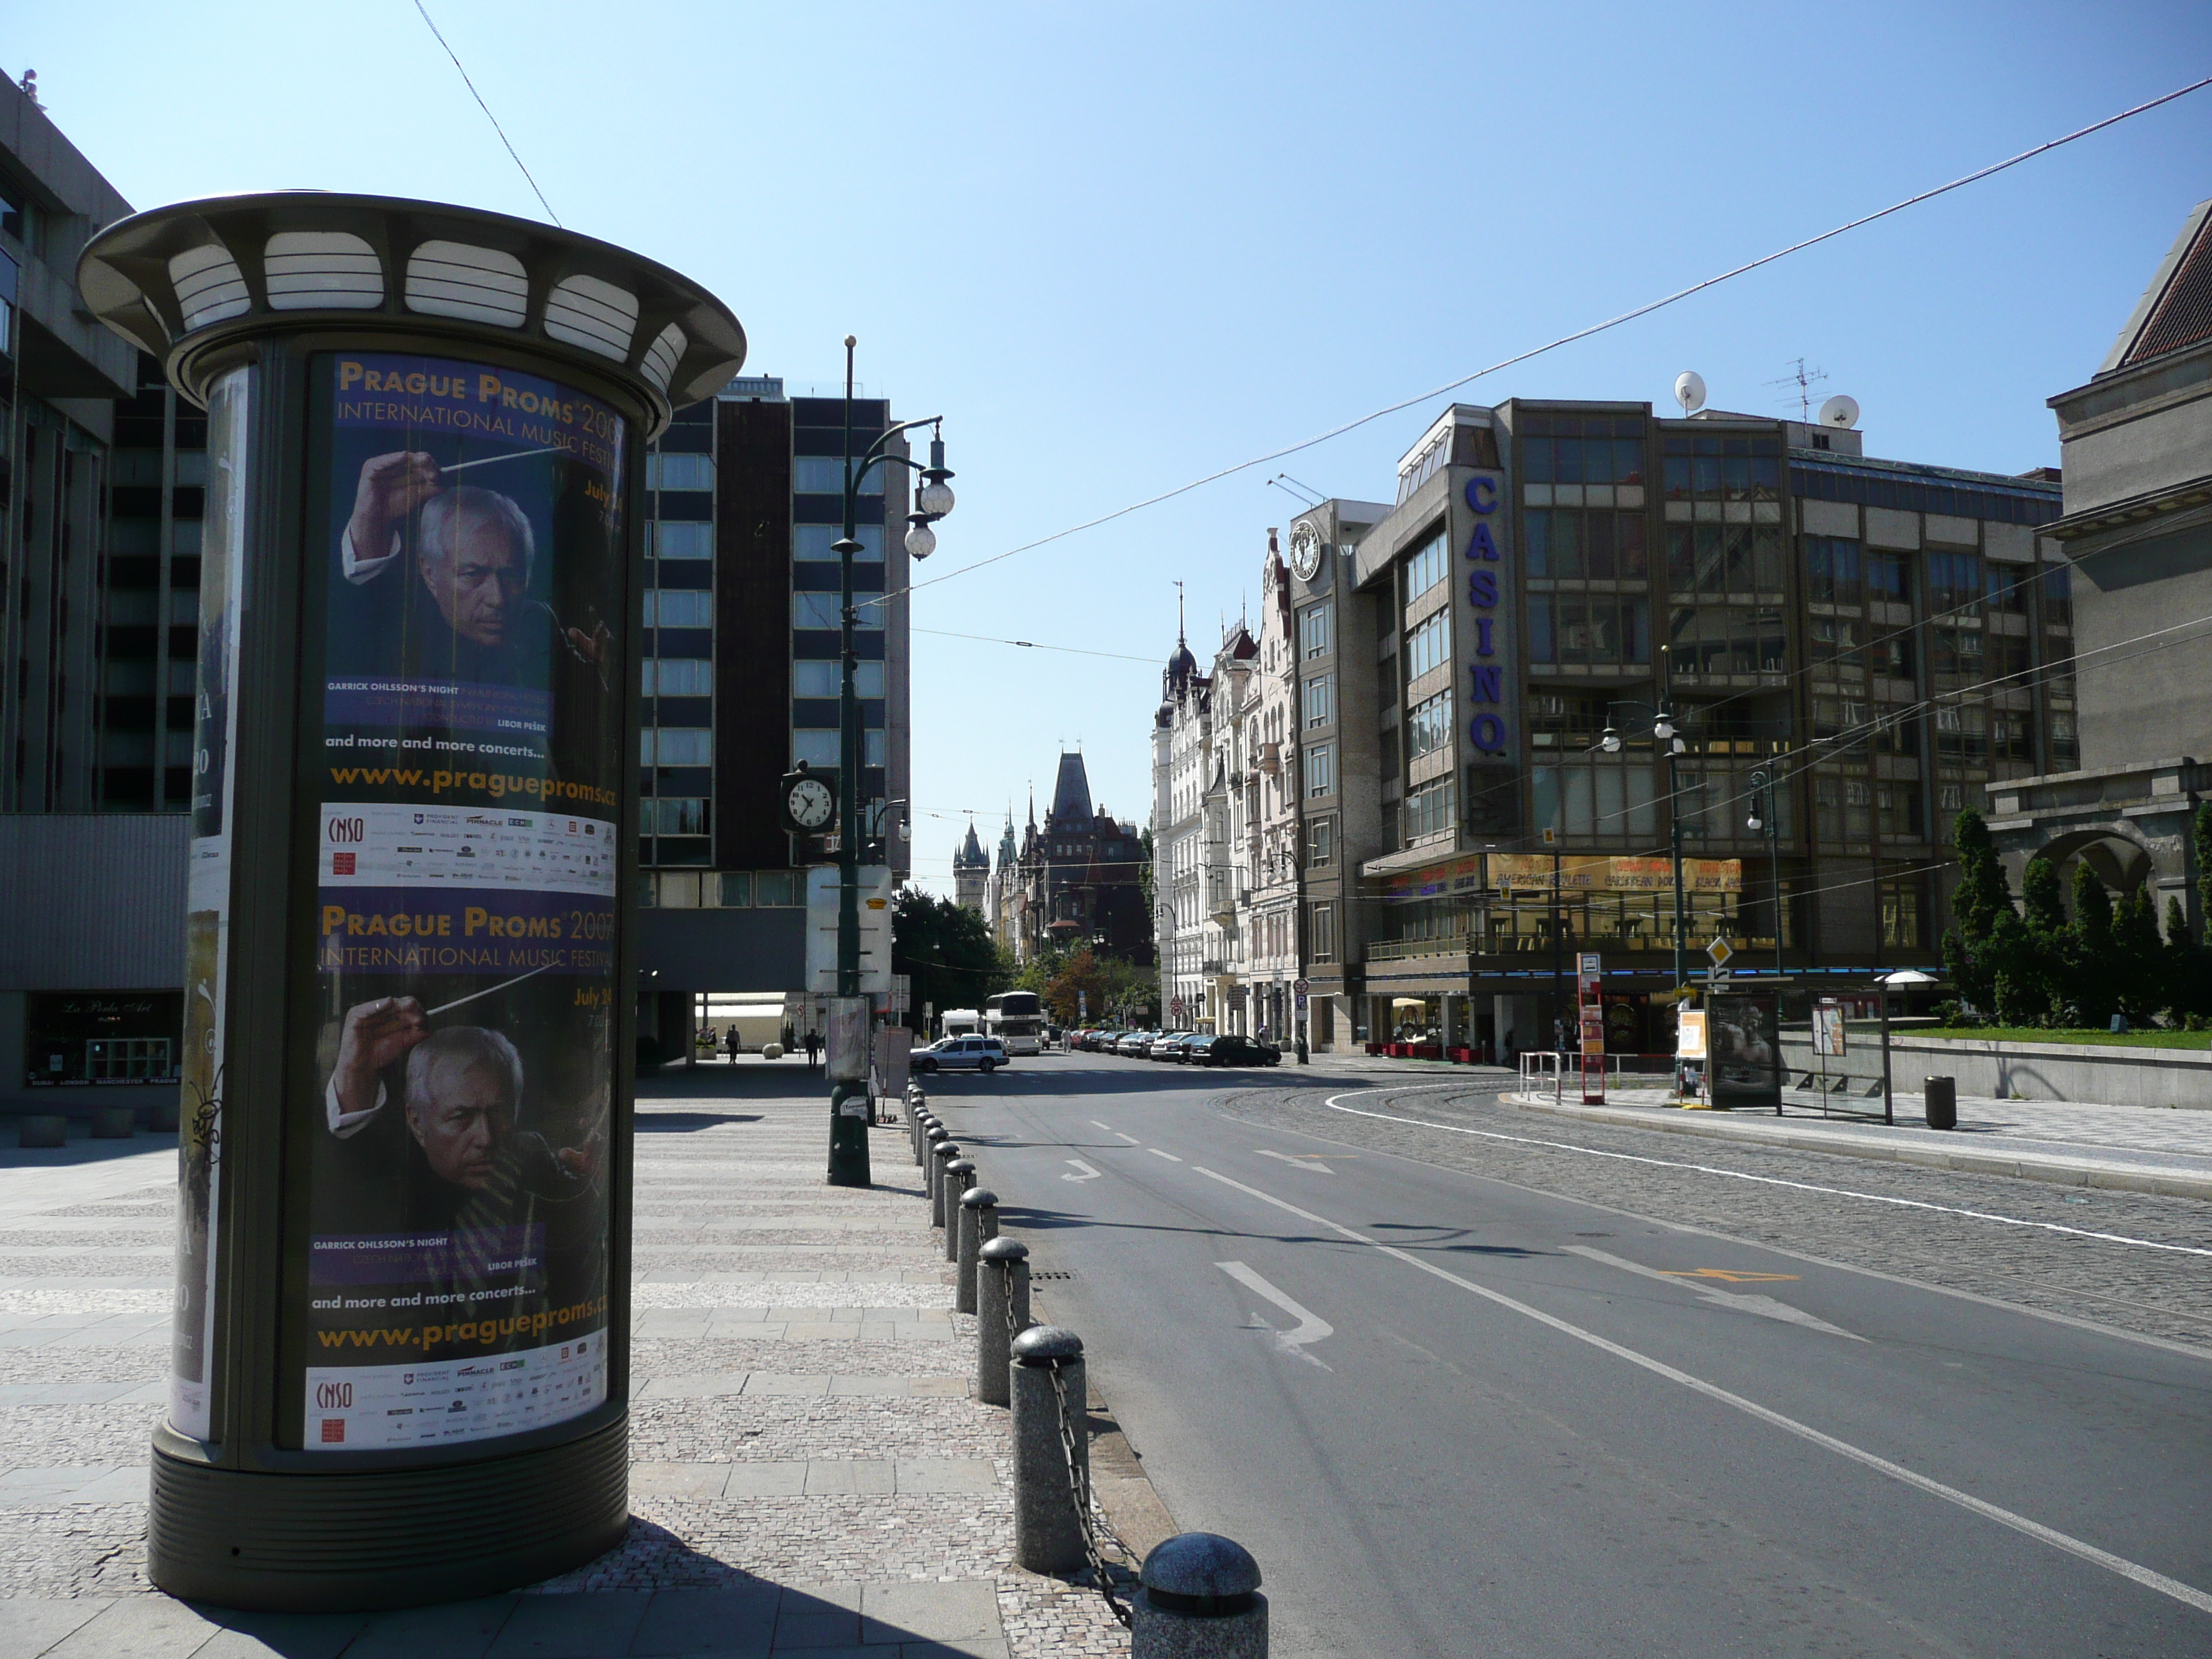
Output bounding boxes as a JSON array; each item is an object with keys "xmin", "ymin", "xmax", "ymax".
[
  {"xmin": 912, "ymin": 628, "xmax": 1159, "ymax": 664},
  {"xmin": 411, "ymin": 0, "xmax": 562, "ymax": 226},
  {"xmin": 858, "ymin": 75, "xmax": 2212, "ymax": 621}
]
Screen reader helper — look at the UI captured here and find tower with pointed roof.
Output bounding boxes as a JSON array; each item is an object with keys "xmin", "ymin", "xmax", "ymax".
[{"xmin": 953, "ymin": 819, "xmax": 989, "ymax": 914}]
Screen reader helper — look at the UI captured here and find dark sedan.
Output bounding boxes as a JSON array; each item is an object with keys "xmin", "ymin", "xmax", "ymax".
[{"xmin": 1189, "ymin": 1033, "xmax": 1282, "ymax": 1068}]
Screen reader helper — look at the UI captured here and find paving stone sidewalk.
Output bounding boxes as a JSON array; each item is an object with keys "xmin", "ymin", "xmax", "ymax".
[{"xmin": 0, "ymin": 1068, "xmax": 1133, "ymax": 1658}]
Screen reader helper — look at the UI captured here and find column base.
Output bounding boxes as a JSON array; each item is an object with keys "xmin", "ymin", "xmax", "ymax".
[{"xmin": 148, "ymin": 1417, "xmax": 628, "ymax": 1612}]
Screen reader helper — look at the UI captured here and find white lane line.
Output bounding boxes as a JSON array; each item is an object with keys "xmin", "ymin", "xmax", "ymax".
[
  {"xmin": 1113, "ymin": 1132, "xmax": 1142, "ymax": 1146},
  {"xmin": 1564, "ymin": 1244, "xmax": 1865, "ymax": 1341},
  {"xmin": 1256, "ymin": 1148, "xmax": 1334, "ymax": 1174},
  {"xmin": 1063, "ymin": 1159, "xmax": 1102, "ymax": 1183},
  {"xmin": 1216, "ymin": 1260, "xmax": 1334, "ymax": 1365},
  {"xmin": 1148, "ymin": 1148, "xmax": 1183, "ymax": 1162},
  {"xmin": 1323, "ymin": 1084, "xmax": 2212, "ymax": 1259},
  {"xmin": 1192, "ymin": 1162, "xmax": 2212, "ymax": 1618}
]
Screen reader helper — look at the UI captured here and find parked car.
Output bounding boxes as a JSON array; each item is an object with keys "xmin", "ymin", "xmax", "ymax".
[
  {"xmin": 1194, "ymin": 1034, "xmax": 1282, "ymax": 1068},
  {"xmin": 1115, "ymin": 1031, "xmax": 1155, "ymax": 1057},
  {"xmin": 910, "ymin": 1035, "xmax": 1010, "ymax": 1074},
  {"xmin": 1156, "ymin": 1032, "xmax": 1203, "ymax": 1061}
]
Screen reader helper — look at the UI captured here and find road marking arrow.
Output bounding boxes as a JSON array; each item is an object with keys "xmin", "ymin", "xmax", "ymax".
[
  {"xmin": 1256, "ymin": 1148, "xmax": 1334, "ymax": 1174},
  {"xmin": 1062, "ymin": 1159, "xmax": 1102, "ymax": 1183},
  {"xmin": 1566, "ymin": 1245, "xmax": 1863, "ymax": 1341},
  {"xmin": 1216, "ymin": 1260, "xmax": 1334, "ymax": 1365}
]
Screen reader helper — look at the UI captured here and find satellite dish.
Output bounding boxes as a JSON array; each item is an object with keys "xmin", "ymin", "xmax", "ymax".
[
  {"xmin": 1674, "ymin": 371, "xmax": 1707, "ymax": 415},
  {"xmin": 1818, "ymin": 394, "xmax": 1859, "ymax": 429}
]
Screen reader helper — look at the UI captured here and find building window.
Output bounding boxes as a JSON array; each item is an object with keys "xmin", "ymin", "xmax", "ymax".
[
  {"xmin": 793, "ymin": 592, "xmax": 884, "ymax": 631},
  {"xmin": 1302, "ymin": 673, "xmax": 1334, "ymax": 729},
  {"xmin": 1881, "ymin": 878, "xmax": 1923, "ymax": 949},
  {"xmin": 2041, "ymin": 565, "xmax": 2073, "ymax": 629},
  {"xmin": 755, "ymin": 871, "xmax": 799, "ymax": 906},
  {"xmin": 1405, "ymin": 612, "xmax": 1449, "ymax": 681},
  {"xmin": 1405, "ymin": 528, "xmax": 1449, "ymax": 601},
  {"xmin": 1403, "ymin": 775, "xmax": 1456, "ymax": 841},
  {"xmin": 1309, "ymin": 902, "xmax": 1337, "ymax": 965},
  {"xmin": 793, "ymin": 659, "xmax": 885, "ymax": 698},
  {"xmin": 1529, "ymin": 596, "xmax": 1650, "ymax": 665},
  {"xmin": 1525, "ymin": 511, "xmax": 1647, "ymax": 580},
  {"xmin": 791, "ymin": 456, "xmax": 848, "ymax": 495},
  {"xmin": 643, "ymin": 727, "xmax": 712, "ymax": 766},
  {"xmin": 719, "ymin": 871, "xmax": 752, "ymax": 907},
  {"xmin": 1407, "ymin": 690, "xmax": 1453, "ymax": 760},
  {"xmin": 647, "ymin": 452, "xmax": 714, "ymax": 491},
  {"xmin": 1304, "ymin": 815, "xmax": 1336, "ymax": 869},
  {"xmin": 644, "ymin": 658, "xmax": 713, "ymax": 696},
  {"xmin": 1523, "ymin": 419, "xmax": 1647, "ymax": 486},
  {"xmin": 793, "ymin": 730, "xmax": 839, "ymax": 768},
  {"xmin": 653, "ymin": 798, "xmax": 710, "ymax": 836},
  {"xmin": 1659, "ymin": 430, "xmax": 1781, "ymax": 500},
  {"xmin": 1304, "ymin": 742, "xmax": 1335, "ymax": 799},
  {"xmin": 648, "ymin": 521, "xmax": 713, "ymax": 561},
  {"xmin": 1531, "ymin": 759, "xmax": 1657, "ymax": 840},
  {"xmin": 1299, "ymin": 603, "xmax": 1332, "ymax": 660},
  {"xmin": 645, "ymin": 588, "xmax": 713, "ymax": 628},
  {"xmin": 1927, "ymin": 550, "xmax": 1983, "ymax": 616},
  {"xmin": 1666, "ymin": 605, "xmax": 1786, "ymax": 675},
  {"xmin": 1665, "ymin": 525, "xmax": 1788, "ymax": 595},
  {"xmin": 1804, "ymin": 537, "xmax": 1862, "ymax": 605}
]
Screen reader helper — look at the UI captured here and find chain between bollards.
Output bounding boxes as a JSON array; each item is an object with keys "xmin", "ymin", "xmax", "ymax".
[
  {"xmin": 976, "ymin": 1236, "xmax": 1030, "ymax": 1407},
  {"xmin": 1047, "ymin": 1347, "xmax": 1139, "ymax": 1627}
]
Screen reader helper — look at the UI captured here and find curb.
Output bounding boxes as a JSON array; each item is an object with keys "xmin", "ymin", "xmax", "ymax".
[{"xmin": 1496, "ymin": 1092, "xmax": 2212, "ymax": 1203}]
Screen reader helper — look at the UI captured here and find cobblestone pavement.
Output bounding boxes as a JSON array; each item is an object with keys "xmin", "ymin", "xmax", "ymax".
[
  {"xmin": 1218, "ymin": 1080, "xmax": 2212, "ymax": 1352},
  {"xmin": 0, "ymin": 1074, "xmax": 1138, "ymax": 1657}
]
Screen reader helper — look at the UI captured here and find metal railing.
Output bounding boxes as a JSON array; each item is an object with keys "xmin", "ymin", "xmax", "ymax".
[{"xmin": 1516, "ymin": 1051, "xmax": 1677, "ymax": 1103}]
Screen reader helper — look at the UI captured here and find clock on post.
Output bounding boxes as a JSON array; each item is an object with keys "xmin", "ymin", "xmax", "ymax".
[{"xmin": 780, "ymin": 766, "xmax": 837, "ymax": 834}]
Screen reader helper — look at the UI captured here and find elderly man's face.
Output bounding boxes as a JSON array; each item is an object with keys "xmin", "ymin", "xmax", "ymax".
[
  {"xmin": 422, "ymin": 515, "xmax": 526, "ymax": 647},
  {"xmin": 406, "ymin": 1063, "xmax": 513, "ymax": 1190}
]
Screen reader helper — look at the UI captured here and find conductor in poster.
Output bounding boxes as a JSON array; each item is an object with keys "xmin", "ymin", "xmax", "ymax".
[{"xmin": 296, "ymin": 351, "xmax": 626, "ymax": 1452}]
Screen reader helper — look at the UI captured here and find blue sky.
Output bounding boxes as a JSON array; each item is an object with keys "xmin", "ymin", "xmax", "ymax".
[{"xmin": 17, "ymin": 3, "xmax": 2212, "ymax": 893}]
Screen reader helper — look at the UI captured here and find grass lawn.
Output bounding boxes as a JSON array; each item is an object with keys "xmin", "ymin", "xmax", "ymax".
[{"xmin": 1920, "ymin": 1026, "xmax": 2212, "ymax": 1051}]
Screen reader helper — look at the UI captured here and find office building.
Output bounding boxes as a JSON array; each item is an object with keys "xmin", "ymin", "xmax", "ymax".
[
  {"xmin": 633, "ymin": 377, "xmax": 913, "ymax": 1051},
  {"xmin": 1987, "ymin": 197, "xmax": 2212, "ymax": 922},
  {"xmin": 1159, "ymin": 392, "xmax": 2067, "ymax": 1053}
]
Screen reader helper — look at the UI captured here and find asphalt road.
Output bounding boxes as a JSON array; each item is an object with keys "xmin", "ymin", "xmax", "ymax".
[{"xmin": 922, "ymin": 1051, "xmax": 2212, "ymax": 1659}]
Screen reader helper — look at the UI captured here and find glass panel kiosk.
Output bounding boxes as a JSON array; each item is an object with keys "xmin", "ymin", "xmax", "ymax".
[{"xmin": 76, "ymin": 195, "xmax": 746, "ymax": 1611}]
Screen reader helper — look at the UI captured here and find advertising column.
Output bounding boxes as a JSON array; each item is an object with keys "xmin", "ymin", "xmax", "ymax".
[
  {"xmin": 299, "ymin": 353, "xmax": 623, "ymax": 1450},
  {"xmin": 78, "ymin": 192, "xmax": 747, "ymax": 1614}
]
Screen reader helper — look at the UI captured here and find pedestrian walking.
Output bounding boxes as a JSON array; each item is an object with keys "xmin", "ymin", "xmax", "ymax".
[{"xmin": 805, "ymin": 1029, "xmax": 822, "ymax": 1072}]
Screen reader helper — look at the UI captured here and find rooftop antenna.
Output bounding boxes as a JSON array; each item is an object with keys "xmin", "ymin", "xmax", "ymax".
[
  {"xmin": 1174, "ymin": 579, "xmax": 1186, "ymax": 644},
  {"xmin": 1767, "ymin": 357, "xmax": 1829, "ymax": 420},
  {"xmin": 1267, "ymin": 473, "xmax": 1324, "ymax": 507},
  {"xmin": 1673, "ymin": 371, "xmax": 1707, "ymax": 416}
]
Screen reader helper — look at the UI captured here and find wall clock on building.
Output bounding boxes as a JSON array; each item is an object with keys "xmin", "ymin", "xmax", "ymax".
[
  {"xmin": 782, "ymin": 771, "xmax": 836, "ymax": 832},
  {"xmin": 1287, "ymin": 523, "xmax": 1325, "ymax": 583}
]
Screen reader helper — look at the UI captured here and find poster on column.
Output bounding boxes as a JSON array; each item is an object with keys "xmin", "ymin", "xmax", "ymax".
[
  {"xmin": 295, "ymin": 351, "xmax": 626, "ymax": 1452},
  {"xmin": 171, "ymin": 366, "xmax": 252, "ymax": 1442}
]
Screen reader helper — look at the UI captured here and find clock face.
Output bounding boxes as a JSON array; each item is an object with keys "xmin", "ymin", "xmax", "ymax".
[
  {"xmin": 1288, "ymin": 523, "xmax": 1323, "ymax": 582},
  {"xmin": 787, "ymin": 778, "xmax": 835, "ymax": 830}
]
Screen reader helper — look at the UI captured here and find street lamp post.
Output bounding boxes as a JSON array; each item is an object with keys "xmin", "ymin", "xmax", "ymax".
[
  {"xmin": 827, "ymin": 336, "xmax": 953, "ymax": 1187},
  {"xmin": 1745, "ymin": 770, "xmax": 1785, "ymax": 987},
  {"xmin": 1602, "ymin": 648, "xmax": 1686, "ymax": 1087}
]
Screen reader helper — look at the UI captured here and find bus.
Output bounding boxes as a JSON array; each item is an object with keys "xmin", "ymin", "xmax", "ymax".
[
  {"xmin": 984, "ymin": 991, "xmax": 1045, "ymax": 1056},
  {"xmin": 940, "ymin": 1009, "xmax": 982, "ymax": 1039}
]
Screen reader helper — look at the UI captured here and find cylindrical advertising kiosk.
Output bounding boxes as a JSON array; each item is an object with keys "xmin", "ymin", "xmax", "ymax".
[{"xmin": 77, "ymin": 195, "xmax": 745, "ymax": 1611}]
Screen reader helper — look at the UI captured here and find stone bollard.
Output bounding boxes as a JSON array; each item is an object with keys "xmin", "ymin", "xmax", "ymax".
[
  {"xmin": 17, "ymin": 1115, "xmax": 66, "ymax": 1149},
  {"xmin": 941, "ymin": 1161, "xmax": 975, "ymax": 1262},
  {"xmin": 976, "ymin": 1237, "xmax": 1031, "ymax": 1406},
  {"xmin": 1010, "ymin": 1326, "xmax": 1087, "ymax": 1573},
  {"xmin": 930, "ymin": 1140, "xmax": 961, "ymax": 1228},
  {"xmin": 925, "ymin": 1123, "xmax": 950, "ymax": 1183},
  {"xmin": 1132, "ymin": 1533, "xmax": 1268, "ymax": 1658},
  {"xmin": 956, "ymin": 1187, "xmax": 998, "ymax": 1314},
  {"xmin": 92, "ymin": 1106, "xmax": 135, "ymax": 1139}
]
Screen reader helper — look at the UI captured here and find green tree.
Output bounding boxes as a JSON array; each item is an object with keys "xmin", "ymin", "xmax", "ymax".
[
  {"xmin": 2067, "ymin": 863, "xmax": 2118, "ymax": 1028},
  {"xmin": 2112, "ymin": 882, "xmax": 2164, "ymax": 1022},
  {"xmin": 1941, "ymin": 810, "xmax": 2013, "ymax": 1015},
  {"xmin": 891, "ymin": 891, "xmax": 1010, "ymax": 1032},
  {"xmin": 1993, "ymin": 855, "xmax": 2068, "ymax": 1025}
]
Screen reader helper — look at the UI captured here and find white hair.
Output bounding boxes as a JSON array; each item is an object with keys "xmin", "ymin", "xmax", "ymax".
[
  {"xmin": 420, "ymin": 485, "xmax": 534, "ymax": 575},
  {"xmin": 403, "ymin": 1025, "xmax": 523, "ymax": 1114}
]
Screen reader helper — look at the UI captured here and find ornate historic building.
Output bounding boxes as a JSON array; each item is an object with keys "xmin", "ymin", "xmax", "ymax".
[{"xmin": 1008, "ymin": 754, "xmax": 1152, "ymax": 967}]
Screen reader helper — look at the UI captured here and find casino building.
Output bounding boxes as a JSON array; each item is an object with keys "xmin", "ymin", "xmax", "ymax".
[{"xmin": 1166, "ymin": 395, "xmax": 2069, "ymax": 1056}]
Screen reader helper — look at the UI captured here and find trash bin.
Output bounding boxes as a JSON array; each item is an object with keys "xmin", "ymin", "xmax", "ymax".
[{"xmin": 1924, "ymin": 1076, "xmax": 1957, "ymax": 1131}]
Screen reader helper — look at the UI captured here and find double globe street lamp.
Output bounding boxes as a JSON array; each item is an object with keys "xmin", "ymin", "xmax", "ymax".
[{"xmin": 827, "ymin": 335, "xmax": 953, "ymax": 1187}]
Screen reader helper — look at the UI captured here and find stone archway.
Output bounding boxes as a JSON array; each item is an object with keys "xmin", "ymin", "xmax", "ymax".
[{"xmin": 2031, "ymin": 827, "xmax": 2155, "ymax": 909}]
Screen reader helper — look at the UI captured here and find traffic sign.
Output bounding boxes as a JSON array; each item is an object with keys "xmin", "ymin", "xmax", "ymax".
[
  {"xmin": 1293, "ymin": 978, "xmax": 1310, "ymax": 996},
  {"xmin": 1706, "ymin": 937, "xmax": 1735, "ymax": 968}
]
